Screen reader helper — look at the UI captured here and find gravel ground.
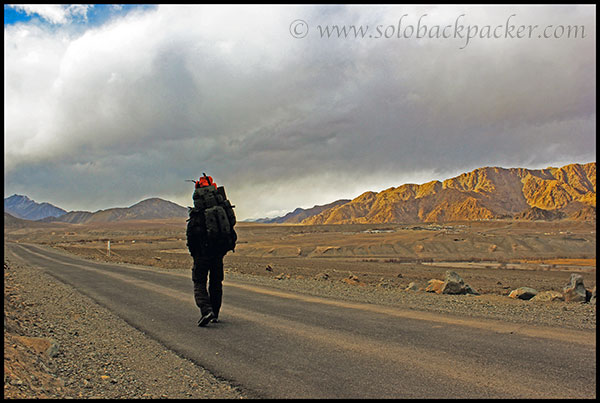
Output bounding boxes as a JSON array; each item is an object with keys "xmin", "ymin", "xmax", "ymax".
[
  {"xmin": 4, "ymin": 253, "xmax": 246, "ymax": 399},
  {"xmin": 4, "ymin": 245, "xmax": 595, "ymax": 399},
  {"xmin": 223, "ymin": 270, "xmax": 596, "ymax": 331}
]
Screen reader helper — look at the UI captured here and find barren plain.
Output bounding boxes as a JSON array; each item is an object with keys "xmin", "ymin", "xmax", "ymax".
[
  {"xmin": 5, "ymin": 218, "xmax": 596, "ymax": 296},
  {"xmin": 4, "ymin": 218, "xmax": 596, "ymax": 398}
]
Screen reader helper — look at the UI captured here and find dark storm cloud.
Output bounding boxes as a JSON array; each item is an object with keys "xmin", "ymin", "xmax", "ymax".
[{"xmin": 4, "ymin": 5, "xmax": 596, "ymax": 219}]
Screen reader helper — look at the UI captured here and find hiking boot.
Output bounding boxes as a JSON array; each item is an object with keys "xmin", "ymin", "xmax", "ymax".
[
  {"xmin": 198, "ymin": 312, "xmax": 215, "ymax": 327},
  {"xmin": 210, "ymin": 317, "xmax": 219, "ymax": 323}
]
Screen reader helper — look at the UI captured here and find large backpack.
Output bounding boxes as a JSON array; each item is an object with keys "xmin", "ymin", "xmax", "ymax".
[{"xmin": 186, "ymin": 175, "xmax": 237, "ymax": 256}]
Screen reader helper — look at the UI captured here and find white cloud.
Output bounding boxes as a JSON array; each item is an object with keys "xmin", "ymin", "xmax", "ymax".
[
  {"xmin": 9, "ymin": 4, "xmax": 92, "ymax": 25},
  {"xmin": 4, "ymin": 5, "xmax": 596, "ymax": 218}
]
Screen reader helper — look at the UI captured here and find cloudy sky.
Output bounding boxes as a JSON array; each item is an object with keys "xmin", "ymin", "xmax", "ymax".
[{"xmin": 4, "ymin": 4, "xmax": 596, "ymax": 220}]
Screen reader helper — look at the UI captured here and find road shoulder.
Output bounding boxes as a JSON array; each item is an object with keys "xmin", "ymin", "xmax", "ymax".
[{"xmin": 4, "ymin": 247, "xmax": 247, "ymax": 399}]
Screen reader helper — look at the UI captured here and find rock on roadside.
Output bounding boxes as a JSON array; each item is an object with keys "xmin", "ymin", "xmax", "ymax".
[
  {"xmin": 563, "ymin": 274, "xmax": 588, "ymax": 303},
  {"xmin": 509, "ymin": 287, "xmax": 538, "ymax": 300},
  {"xmin": 530, "ymin": 290, "xmax": 564, "ymax": 302},
  {"xmin": 425, "ymin": 271, "xmax": 479, "ymax": 295}
]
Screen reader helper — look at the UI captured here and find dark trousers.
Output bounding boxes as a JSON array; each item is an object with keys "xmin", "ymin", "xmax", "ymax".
[{"xmin": 192, "ymin": 254, "xmax": 224, "ymax": 318}]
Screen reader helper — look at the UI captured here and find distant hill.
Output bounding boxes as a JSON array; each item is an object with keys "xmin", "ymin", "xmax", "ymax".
[
  {"xmin": 4, "ymin": 194, "xmax": 67, "ymax": 221},
  {"xmin": 513, "ymin": 207, "xmax": 566, "ymax": 221},
  {"xmin": 567, "ymin": 205, "xmax": 596, "ymax": 221},
  {"xmin": 4, "ymin": 212, "xmax": 63, "ymax": 229},
  {"xmin": 41, "ymin": 198, "xmax": 188, "ymax": 224},
  {"xmin": 255, "ymin": 199, "xmax": 352, "ymax": 224},
  {"xmin": 301, "ymin": 162, "xmax": 596, "ymax": 224}
]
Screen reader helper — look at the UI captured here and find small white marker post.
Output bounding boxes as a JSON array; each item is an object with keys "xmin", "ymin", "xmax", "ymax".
[{"xmin": 107, "ymin": 240, "xmax": 111, "ymax": 257}]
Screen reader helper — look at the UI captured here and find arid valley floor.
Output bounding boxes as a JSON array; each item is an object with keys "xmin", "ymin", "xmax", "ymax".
[
  {"xmin": 4, "ymin": 218, "xmax": 596, "ymax": 398},
  {"xmin": 5, "ymin": 218, "xmax": 596, "ymax": 296}
]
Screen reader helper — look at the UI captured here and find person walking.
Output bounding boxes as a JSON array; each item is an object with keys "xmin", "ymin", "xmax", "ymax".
[{"xmin": 186, "ymin": 174, "xmax": 237, "ymax": 327}]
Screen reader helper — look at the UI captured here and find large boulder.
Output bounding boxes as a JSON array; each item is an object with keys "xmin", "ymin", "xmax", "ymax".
[
  {"xmin": 563, "ymin": 274, "xmax": 587, "ymax": 303},
  {"xmin": 441, "ymin": 271, "xmax": 465, "ymax": 294},
  {"xmin": 425, "ymin": 279, "xmax": 445, "ymax": 293},
  {"xmin": 426, "ymin": 271, "xmax": 479, "ymax": 295},
  {"xmin": 530, "ymin": 290, "xmax": 564, "ymax": 302},
  {"xmin": 509, "ymin": 287, "xmax": 538, "ymax": 300}
]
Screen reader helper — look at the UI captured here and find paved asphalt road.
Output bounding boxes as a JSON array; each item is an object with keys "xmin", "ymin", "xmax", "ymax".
[{"xmin": 7, "ymin": 243, "xmax": 596, "ymax": 398}]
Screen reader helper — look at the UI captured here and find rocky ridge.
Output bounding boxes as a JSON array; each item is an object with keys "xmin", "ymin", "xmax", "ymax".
[
  {"xmin": 40, "ymin": 198, "xmax": 188, "ymax": 224},
  {"xmin": 4, "ymin": 194, "xmax": 67, "ymax": 221},
  {"xmin": 302, "ymin": 162, "xmax": 596, "ymax": 224}
]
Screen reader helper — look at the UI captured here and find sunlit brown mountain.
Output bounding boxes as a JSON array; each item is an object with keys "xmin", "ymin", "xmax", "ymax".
[{"xmin": 300, "ymin": 162, "xmax": 596, "ymax": 224}]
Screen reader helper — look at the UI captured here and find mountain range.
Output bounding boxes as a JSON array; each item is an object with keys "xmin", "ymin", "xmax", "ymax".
[
  {"xmin": 253, "ymin": 199, "xmax": 352, "ymax": 224},
  {"xmin": 4, "ymin": 195, "xmax": 188, "ymax": 224},
  {"xmin": 4, "ymin": 162, "xmax": 596, "ymax": 225},
  {"xmin": 298, "ymin": 162, "xmax": 595, "ymax": 224},
  {"xmin": 39, "ymin": 198, "xmax": 188, "ymax": 224},
  {"xmin": 4, "ymin": 194, "xmax": 67, "ymax": 221}
]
